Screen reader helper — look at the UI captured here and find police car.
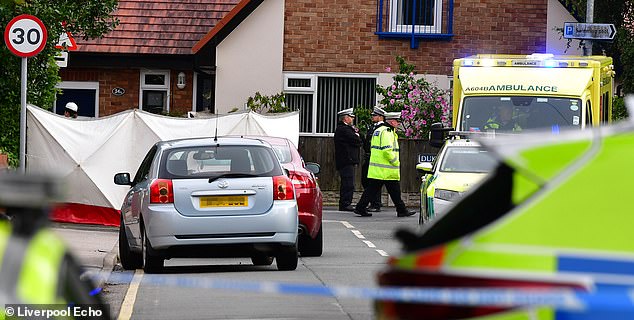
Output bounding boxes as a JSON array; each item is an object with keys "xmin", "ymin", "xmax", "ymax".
[
  {"xmin": 377, "ymin": 119, "xmax": 634, "ymax": 319},
  {"xmin": 416, "ymin": 138, "xmax": 496, "ymax": 225}
]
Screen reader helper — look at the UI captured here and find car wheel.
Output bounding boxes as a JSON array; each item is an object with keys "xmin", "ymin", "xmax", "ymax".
[
  {"xmin": 276, "ymin": 242, "xmax": 298, "ymax": 271},
  {"xmin": 299, "ymin": 225, "xmax": 323, "ymax": 257},
  {"xmin": 251, "ymin": 255, "xmax": 274, "ymax": 266},
  {"xmin": 119, "ymin": 218, "xmax": 142, "ymax": 270},
  {"xmin": 141, "ymin": 225, "xmax": 163, "ymax": 273}
]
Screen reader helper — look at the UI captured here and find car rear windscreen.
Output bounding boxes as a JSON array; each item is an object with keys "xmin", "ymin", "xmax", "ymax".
[{"xmin": 160, "ymin": 145, "xmax": 284, "ymax": 179}]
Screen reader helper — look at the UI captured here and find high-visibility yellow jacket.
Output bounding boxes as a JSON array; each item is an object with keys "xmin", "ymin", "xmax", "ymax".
[
  {"xmin": 0, "ymin": 222, "xmax": 67, "ymax": 306},
  {"xmin": 368, "ymin": 125, "xmax": 400, "ymax": 180}
]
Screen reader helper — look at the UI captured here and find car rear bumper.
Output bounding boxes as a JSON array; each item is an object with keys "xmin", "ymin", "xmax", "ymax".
[{"xmin": 144, "ymin": 200, "xmax": 298, "ymax": 250}]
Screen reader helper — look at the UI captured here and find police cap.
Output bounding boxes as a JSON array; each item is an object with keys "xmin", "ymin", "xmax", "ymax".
[
  {"xmin": 371, "ymin": 107, "xmax": 385, "ymax": 117},
  {"xmin": 384, "ymin": 112, "xmax": 401, "ymax": 120},
  {"xmin": 337, "ymin": 108, "xmax": 355, "ymax": 117}
]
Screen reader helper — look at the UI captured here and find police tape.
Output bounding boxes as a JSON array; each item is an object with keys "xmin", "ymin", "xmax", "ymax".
[{"xmin": 89, "ymin": 272, "xmax": 634, "ymax": 311}]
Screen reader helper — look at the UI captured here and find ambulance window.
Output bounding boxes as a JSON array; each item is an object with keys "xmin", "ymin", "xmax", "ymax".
[{"xmin": 585, "ymin": 101, "xmax": 592, "ymax": 127}]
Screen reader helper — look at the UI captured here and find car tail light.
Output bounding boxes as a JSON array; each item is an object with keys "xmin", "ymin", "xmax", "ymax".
[
  {"xmin": 150, "ymin": 179, "xmax": 174, "ymax": 204},
  {"xmin": 273, "ymin": 175, "xmax": 295, "ymax": 200},
  {"xmin": 289, "ymin": 171, "xmax": 316, "ymax": 189},
  {"xmin": 376, "ymin": 269, "xmax": 587, "ymax": 320}
]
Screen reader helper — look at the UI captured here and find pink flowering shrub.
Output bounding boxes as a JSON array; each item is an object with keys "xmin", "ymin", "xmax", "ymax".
[{"xmin": 377, "ymin": 56, "xmax": 451, "ymax": 139}]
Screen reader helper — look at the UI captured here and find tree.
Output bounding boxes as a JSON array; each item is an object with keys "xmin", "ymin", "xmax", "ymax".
[
  {"xmin": 562, "ymin": 1, "xmax": 634, "ymax": 93},
  {"xmin": 0, "ymin": 0, "xmax": 118, "ymax": 167},
  {"xmin": 376, "ymin": 56, "xmax": 451, "ymax": 139}
]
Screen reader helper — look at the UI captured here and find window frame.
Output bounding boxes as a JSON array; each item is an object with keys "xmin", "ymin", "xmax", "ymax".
[
  {"xmin": 389, "ymin": 0, "xmax": 443, "ymax": 33},
  {"xmin": 283, "ymin": 73, "xmax": 379, "ymax": 136},
  {"xmin": 284, "ymin": 74, "xmax": 316, "ymax": 92},
  {"xmin": 139, "ymin": 70, "xmax": 170, "ymax": 114},
  {"xmin": 55, "ymin": 81, "xmax": 100, "ymax": 118}
]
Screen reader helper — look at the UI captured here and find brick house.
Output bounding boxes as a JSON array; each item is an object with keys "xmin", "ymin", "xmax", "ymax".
[{"xmin": 58, "ymin": 0, "xmax": 582, "ymax": 132}]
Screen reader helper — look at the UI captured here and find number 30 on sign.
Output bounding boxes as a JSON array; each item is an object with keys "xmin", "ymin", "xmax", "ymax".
[{"xmin": 4, "ymin": 14, "xmax": 48, "ymax": 58}]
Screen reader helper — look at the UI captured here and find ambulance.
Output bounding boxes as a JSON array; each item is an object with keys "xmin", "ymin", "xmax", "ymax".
[{"xmin": 451, "ymin": 53, "xmax": 615, "ymax": 133}]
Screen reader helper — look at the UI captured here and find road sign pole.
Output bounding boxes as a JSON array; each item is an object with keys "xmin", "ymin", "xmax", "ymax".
[
  {"xmin": 20, "ymin": 57, "xmax": 27, "ymax": 173},
  {"xmin": 585, "ymin": 0, "xmax": 594, "ymax": 56},
  {"xmin": 4, "ymin": 14, "xmax": 47, "ymax": 172}
]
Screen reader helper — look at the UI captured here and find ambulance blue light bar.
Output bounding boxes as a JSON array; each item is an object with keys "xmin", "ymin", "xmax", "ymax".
[{"xmin": 460, "ymin": 57, "xmax": 580, "ymax": 68}]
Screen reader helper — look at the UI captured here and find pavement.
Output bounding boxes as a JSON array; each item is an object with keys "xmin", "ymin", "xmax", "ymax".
[{"xmin": 51, "ymin": 222, "xmax": 119, "ymax": 289}]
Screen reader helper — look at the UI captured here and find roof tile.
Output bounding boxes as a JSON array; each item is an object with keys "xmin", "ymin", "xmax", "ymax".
[{"xmin": 76, "ymin": 0, "xmax": 240, "ymax": 55}]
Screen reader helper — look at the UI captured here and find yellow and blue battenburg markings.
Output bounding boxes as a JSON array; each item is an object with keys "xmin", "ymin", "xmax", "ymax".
[{"xmin": 387, "ymin": 123, "xmax": 634, "ymax": 318}]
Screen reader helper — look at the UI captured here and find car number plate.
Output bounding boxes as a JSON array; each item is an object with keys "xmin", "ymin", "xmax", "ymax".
[{"xmin": 200, "ymin": 195, "xmax": 248, "ymax": 208}]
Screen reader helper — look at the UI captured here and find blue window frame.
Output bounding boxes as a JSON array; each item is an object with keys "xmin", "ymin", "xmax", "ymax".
[{"xmin": 376, "ymin": 0, "xmax": 454, "ymax": 48}]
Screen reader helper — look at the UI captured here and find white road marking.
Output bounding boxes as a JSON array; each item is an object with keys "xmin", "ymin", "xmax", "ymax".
[
  {"xmin": 341, "ymin": 221, "xmax": 354, "ymax": 229},
  {"xmin": 327, "ymin": 220, "xmax": 389, "ymax": 257},
  {"xmin": 351, "ymin": 229, "xmax": 365, "ymax": 239},
  {"xmin": 117, "ymin": 269, "xmax": 143, "ymax": 320},
  {"xmin": 363, "ymin": 240, "xmax": 376, "ymax": 248},
  {"xmin": 376, "ymin": 250, "xmax": 389, "ymax": 257}
]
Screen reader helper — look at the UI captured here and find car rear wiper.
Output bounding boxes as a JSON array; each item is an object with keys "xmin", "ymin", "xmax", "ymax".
[{"xmin": 208, "ymin": 173, "xmax": 259, "ymax": 183}]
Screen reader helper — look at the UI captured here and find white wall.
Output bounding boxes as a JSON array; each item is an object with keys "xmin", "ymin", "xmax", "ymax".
[
  {"xmin": 215, "ymin": 0, "xmax": 284, "ymax": 113},
  {"xmin": 547, "ymin": 0, "xmax": 584, "ymax": 55}
]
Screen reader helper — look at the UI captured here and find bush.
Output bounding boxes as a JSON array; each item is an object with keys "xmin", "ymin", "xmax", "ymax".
[
  {"xmin": 376, "ymin": 56, "xmax": 451, "ymax": 139},
  {"xmin": 246, "ymin": 92, "xmax": 289, "ymax": 114},
  {"xmin": 353, "ymin": 106, "xmax": 373, "ymax": 137},
  {"xmin": 612, "ymin": 95, "xmax": 629, "ymax": 122}
]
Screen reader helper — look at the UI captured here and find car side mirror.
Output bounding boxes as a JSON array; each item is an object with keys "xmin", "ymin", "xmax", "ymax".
[
  {"xmin": 416, "ymin": 162, "xmax": 433, "ymax": 174},
  {"xmin": 114, "ymin": 172, "xmax": 132, "ymax": 186},
  {"xmin": 305, "ymin": 162, "xmax": 320, "ymax": 175},
  {"xmin": 429, "ymin": 122, "xmax": 453, "ymax": 148}
]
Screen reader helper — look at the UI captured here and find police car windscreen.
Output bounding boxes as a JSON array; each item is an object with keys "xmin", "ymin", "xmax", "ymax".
[{"xmin": 440, "ymin": 147, "xmax": 497, "ymax": 173}]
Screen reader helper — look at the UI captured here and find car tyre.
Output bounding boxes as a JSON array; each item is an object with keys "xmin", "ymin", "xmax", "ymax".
[
  {"xmin": 276, "ymin": 243, "xmax": 298, "ymax": 271},
  {"xmin": 251, "ymin": 255, "xmax": 274, "ymax": 266},
  {"xmin": 141, "ymin": 225, "xmax": 164, "ymax": 273},
  {"xmin": 119, "ymin": 218, "xmax": 142, "ymax": 270},
  {"xmin": 299, "ymin": 225, "xmax": 323, "ymax": 257}
]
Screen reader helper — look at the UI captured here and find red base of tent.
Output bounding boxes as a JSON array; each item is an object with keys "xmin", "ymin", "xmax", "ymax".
[{"xmin": 50, "ymin": 203, "xmax": 120, "ymax": 227}]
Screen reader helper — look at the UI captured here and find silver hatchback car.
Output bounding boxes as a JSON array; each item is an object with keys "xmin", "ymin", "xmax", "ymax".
[{"xmin": 114, "ymin": 137, "xmax": 299, "ymax": 273}]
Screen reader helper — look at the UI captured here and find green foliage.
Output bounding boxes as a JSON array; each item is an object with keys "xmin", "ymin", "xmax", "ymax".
[
  {"xmin": 553, "ymin": 1, "xmax": 634, "ymax": 97},
  {"xmin": 246, "ymin": 92, "xmax": 289, "ymax": 114},
  {"xmin": 0, "ymin": 0, "xmax": 118, "ymax": 167},
  {"xmin": 612, "ymin": 95, "xmax": 629, "ymax": 122},
  {"xmin": 376, "ymin": 56, "xmax": 451, "ymax": 139},
  {"xmin": 353, "ymin": 106, "xmax": 372, "ymax": 136}
]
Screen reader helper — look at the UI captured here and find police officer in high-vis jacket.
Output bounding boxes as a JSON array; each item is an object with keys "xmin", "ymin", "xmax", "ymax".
[
  {"xmin": 0, "ymin": 172, "xmax": 109, "ymax": 319},
  {"xmin": 354, "ymin": 112, "xmax": 415, "ymax": 217},
  {"xmin": 361, "ymin": 107, "xmax": 386, "ymax": 212}
]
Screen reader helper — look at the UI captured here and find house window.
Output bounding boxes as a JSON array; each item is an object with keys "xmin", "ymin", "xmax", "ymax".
[
  {"xmin": 286, "ymin": 93, "xmax": 313, "ymax": 133},
  {"xmin": 284, "ymin": 74, "xmax": 315, "ymax": 92},
  {"xmin": 140, "ymin": 70, "xmax": 170, "ymax": 114},
  {"xmin": 284, "ymin": 74, "xmax": 376, "ymax": 135},
  {"xmin": 390, "ymin": 0, "xmax": 442, "ymax": 33}
]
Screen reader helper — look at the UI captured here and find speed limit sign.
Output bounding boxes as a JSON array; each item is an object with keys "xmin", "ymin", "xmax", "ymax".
[{"xmin": 4, "ymin": 14, "xmax": 47, "ymax": 57}]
